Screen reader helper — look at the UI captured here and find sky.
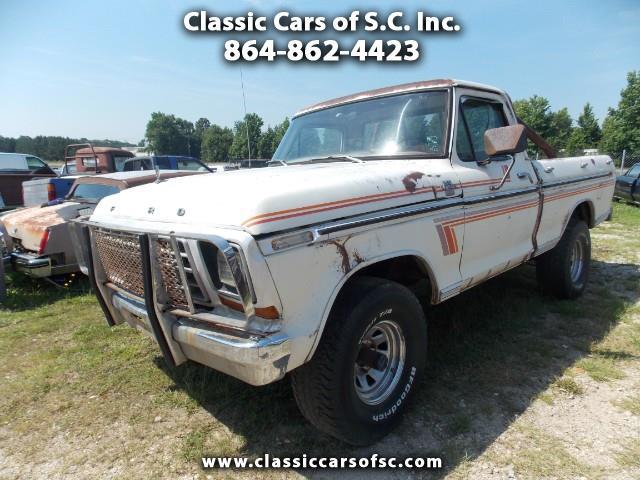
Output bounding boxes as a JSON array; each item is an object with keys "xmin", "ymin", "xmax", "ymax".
[{"xmin": 0, "ymin": 0, "xmax": 638, "ymax": 144}]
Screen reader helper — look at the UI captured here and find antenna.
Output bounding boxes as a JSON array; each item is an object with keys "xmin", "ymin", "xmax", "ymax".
[{"xmin": 240, "ymin": 69, "xmax": 251, "ymax": 167}]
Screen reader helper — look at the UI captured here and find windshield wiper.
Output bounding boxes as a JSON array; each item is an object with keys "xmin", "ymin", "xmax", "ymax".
[{"xmin": 266, "ymin": 159, "xmax": 288, "ymax": 167}]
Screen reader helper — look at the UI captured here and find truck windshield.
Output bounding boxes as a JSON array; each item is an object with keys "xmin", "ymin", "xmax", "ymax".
[
  {"xmin": 273, "ymin": 90, "xmax": 449, "ymax": 163},
  {"xmin": 69, "ymin": 184, "xmax": 120, "ymax": 202}
]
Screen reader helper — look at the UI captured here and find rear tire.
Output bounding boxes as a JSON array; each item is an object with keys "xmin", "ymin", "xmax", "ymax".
[
  {"xmin": 291, "ymin": 277, "xmax": 427, "ymax": 445},
  {"xmin": 536, "ymin": 218, "xmax": 590, "ymax": 299}
]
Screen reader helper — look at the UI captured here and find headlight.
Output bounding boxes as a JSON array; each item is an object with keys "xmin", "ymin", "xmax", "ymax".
[{"xmin": 216, "ymin": 248, "xmax": 237, "ymax": 292}]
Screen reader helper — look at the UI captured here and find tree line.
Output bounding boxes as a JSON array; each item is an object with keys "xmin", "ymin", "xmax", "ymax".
[
  {"xmin": 513, "ymin": 71, "xmax": 639, "ymax": 158},
  {"xmin": 144, "ymin": 70, "xmax": 638, "ymax": 162},
  {"xmin": 143, "ymin": 112, "xmax": 289, "ymax": 162},
  {"xmin": 2, "ymin": 71, "xmax": 637, "ymax": 163},
  {"xmin": 0, "ymin": 136, "xmax": 134, "ymax": 162}
]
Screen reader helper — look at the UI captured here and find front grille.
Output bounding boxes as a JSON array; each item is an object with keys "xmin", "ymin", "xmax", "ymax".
[
  {"xmin": 93, "ymin": 229, "xmax": 144, "ymax": 297},
  {"xmin": 155, "ymin": 238, "xmax": 189, "ymax": 309},
  {"xmin": 93, "ymin": 228, "xmax": 215, "ymax": 312}
]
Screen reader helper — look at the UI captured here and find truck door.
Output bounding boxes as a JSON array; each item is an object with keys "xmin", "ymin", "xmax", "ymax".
[{"xmin": 451, "ymin": 89, "xmax": 540, "ymax": 289}]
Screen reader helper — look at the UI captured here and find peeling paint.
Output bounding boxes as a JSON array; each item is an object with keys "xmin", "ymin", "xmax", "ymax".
[{"xmin": 402, "ymin": 172, "xmax": 425, "ymax": 193}]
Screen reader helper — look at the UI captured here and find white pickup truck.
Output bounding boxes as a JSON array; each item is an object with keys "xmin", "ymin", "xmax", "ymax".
[{"xmin": 73, "ymin": 79, "xmax": 615, "ymax": 445}]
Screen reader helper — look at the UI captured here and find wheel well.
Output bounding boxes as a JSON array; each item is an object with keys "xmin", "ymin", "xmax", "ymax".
[
  {"xmin": 571, "ymin": 201, "xmax": 595, "ymax": 228},
  {"xmin": 339, "ymin": 255, "xmax": 435, "ymax": 305}
]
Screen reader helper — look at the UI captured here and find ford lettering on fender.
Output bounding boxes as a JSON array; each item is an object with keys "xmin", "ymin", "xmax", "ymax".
[{"xmin": 71, "ymin": 79, "xmax": 615, "ymax": 445}]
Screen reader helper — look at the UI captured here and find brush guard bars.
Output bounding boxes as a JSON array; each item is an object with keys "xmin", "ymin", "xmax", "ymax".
[{"xmin": 70, "ymin": 220, "xmax": 290, "ymax": 385}]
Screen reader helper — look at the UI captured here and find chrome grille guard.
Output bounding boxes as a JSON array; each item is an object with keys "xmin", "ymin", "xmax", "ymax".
[{"xmin": 77, "ymin": 220, "xmax": 258, "ymax": 327}]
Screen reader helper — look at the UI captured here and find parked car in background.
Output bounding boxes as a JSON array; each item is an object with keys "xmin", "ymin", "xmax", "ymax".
[
  {"xmin": 72, "ymin": 79, "xmax": 616, "ymax": 445},
  {"xmin": 22, "ymin": 144, "xmax": 136, "ymax": 207},
  {"xmin": 207, "ymin": 162, "xmax": 239, "ymax": 172},
  {"xmin": 54, "ymin": 161, "xmax": 77, "ymax": 176},
  {"xmin": 614, "ymin": 163, "xmax": 640, "ymax": 205},
  {"xmin": 0, "ymin": 153, "xmax": 56, "ymax": 210},
  {"xmin": 1, "ymin": 170, "xmax": 204, "ymax": 281},
  {"xmin": 123, "ymin": 155, "xmax": 212, "ymax": 172}
]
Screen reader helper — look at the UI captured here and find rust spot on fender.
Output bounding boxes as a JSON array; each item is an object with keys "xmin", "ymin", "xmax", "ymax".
[
  {"xmin": 402, "ymin": 172, "xmax": 425, "ymax": 193},
  {"xmin": 353, "ymin": 250, "xmax": 365, "ymax": 265},
  {"xmin": 327, "ymin": 235, "xmax": 353, "ymax": 274}
]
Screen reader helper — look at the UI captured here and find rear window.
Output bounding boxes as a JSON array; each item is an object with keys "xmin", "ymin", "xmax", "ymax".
[
  {"xmin": 81, "ymin": 157, "xmax": 97, "ymax": 168},
  {"xmin": 70, "ymin": 183, "xmax": 120, "ymax": 201},
  {"xmin": 626, "ymin": 164, "xmax": 640, "ymax": 177},
  {"xmin": 26, "ymin": 156, "xmax": 47, "ymax": 171},
  {"xmin": 176, "ymin": 158, "xmax": 209, "ymax": 171},
  {"xmin": 114, "ymin": 155, "xmax": 134, "ymax": 171}
]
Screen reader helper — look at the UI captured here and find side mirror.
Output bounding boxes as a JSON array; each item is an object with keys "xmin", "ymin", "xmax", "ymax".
[{"xmin": 483, "ymin": 124, "xmax": 528, "ymax": 158}]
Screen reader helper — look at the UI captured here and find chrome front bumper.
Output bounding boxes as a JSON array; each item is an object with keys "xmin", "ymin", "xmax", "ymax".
[
  {"xmin": 112, "ymin": 292, "xmax": 291, "ymax": 386},
  {"xmin": 9, "ymin": 252, "xmax": 76, "ymax": 278},
  {"xmin": 11, "ymin": 253, "xmax": 52, "ymax": 277}
]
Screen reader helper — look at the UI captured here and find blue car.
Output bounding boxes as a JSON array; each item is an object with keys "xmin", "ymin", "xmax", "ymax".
[{"xmin": 614, "ymin": 163, "xmax": 640, "ymax": 205}]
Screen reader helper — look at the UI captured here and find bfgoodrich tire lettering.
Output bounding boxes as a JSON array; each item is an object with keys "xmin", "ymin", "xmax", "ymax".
[
  {"xmin": 536, "ymin": 218, "xmax": 591, "ymax": 299},
  {"xmin": 291, "ymin": 276, "xmax": 427, "ymax": 445}
]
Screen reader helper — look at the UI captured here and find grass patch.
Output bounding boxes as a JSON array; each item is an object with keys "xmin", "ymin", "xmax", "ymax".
[
  {"xmin": 552, "ymin": 377, "xmax": 584, "ymax": 396},
  {"xmin": 536, "ymin": 392, "xmax": 555, "ymax": 405},
  {"xmin": 488, "ymin": 424, "xmax": 598, "ymax": 478},
  {"xmin": 576, "ymin": 355, "xmax": 626, "ymax": 382},
  {"xmin": 614, "ymin": 396, "xmax": 640, "ymax": 416},
  {"xmin": 616, "ymin": 438, "xmax": 640, "ymax": 468},
  {"xmin": 447, "ymin": 414, "xmax": 472, "ymax": 435},
  {"xmin": 0, "ymin": 203, "xmax": 639, "ymax": 477}
]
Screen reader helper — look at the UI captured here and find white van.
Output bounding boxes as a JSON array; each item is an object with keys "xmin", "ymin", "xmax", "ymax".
[{"xmin": 0, "ymin": 153, "xmax": 49, "ymax": 171}]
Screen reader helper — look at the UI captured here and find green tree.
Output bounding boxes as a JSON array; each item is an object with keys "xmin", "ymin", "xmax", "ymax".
[
  {"xmin": 257, "ymin": 127, "xmax": 276, "ymax": 159},
  {"xmin": 566, "ymin": 128, "xmax": 587, "ymax": 156},
  {"xmin": 513, "ymin": 95, "xmax": 554, "ymax": 138},
  {"xmin": 600, "ymin": 70, "xmax": 640, "ymax": 156},
  {"xmin": 513, "ymin": 95, "xmax": 556, "ymax": 156},
  {"xmin": 145, "ymin": 112, "xmax": 192, "ymax": 155},
  {"xmin": 192, "ymin": 118, "xmax": 211, "ymax": 158},
  {"xmin": 229, "ymin": 113, "xmax": 264, "ymax": 159},
  {"xmin": 0, "ymin": 136, "xmax": 16, "ymax": 152},
  {"xmin": 200, "ymin": 125, "xmax": 233, "ymax": 162},
  {"xmin": 548, "ymin": 108, "xmax": 573, "ymax": 154},
  {"xmin": 577, "ymin": 103, "xmax": 601, "ymax": 147}
]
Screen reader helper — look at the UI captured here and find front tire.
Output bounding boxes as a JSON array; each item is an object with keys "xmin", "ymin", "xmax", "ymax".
[
  {"xmin": 291, "ymin": 277, "xmax": 427, "ymax": 445},
  {"xmin": 536, "ymin": 218, "xmax": 591, "ymax": 299}
]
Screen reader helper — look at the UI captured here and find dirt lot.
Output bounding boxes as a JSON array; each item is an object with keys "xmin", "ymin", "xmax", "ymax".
[{"xmin": 1, "ymin": 203, "xmax": 639, "ymax": 479}]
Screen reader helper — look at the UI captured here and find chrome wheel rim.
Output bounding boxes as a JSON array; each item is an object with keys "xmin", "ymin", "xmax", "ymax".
[
  {"xmin": 569, "ymin": 238, "xmax": 584, "ymax": 284},
  {"xmin": 354, "ymin": 320, "xmax": 406, "ymax": 406}
]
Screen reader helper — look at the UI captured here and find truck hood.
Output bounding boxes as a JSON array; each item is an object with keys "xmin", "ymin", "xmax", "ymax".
[
  {"xmin": 91, "ymin": 161, "xmax": 451, "ymax": 235},
  {"xmin": 0, "ymin": 201, "xmax": 89, "ymax": 252}
]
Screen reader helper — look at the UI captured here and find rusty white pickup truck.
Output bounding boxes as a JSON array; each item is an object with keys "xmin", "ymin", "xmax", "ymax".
[{"xmin": 72, "ymin": 79, "xmax": 615, "ymax": 445}]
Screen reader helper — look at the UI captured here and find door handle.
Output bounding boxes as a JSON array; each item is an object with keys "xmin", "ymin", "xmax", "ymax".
[
  {"xmin": 581, "ymin": 162, "xmax": 588, "ymax": 168},
  {"xmin": 544, "ymin": 166, "xmax": 554, "ymax": 173},
  {"xmin": 517, "ymin": 172, "xmax": 533, "ymax": 183}
]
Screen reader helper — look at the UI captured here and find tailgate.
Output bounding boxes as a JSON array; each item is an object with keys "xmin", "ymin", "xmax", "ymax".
[{"xmin": 22, "ymin": 178, "xmax": 51, "ymax": 207}]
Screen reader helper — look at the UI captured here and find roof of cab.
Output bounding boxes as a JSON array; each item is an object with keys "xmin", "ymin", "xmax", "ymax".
[
  {"xmin": 295, "ymin": 79, "xmax": 506, "ymax": 117},
  {"xmin": 75, "ymin": 147, "xmax": 134, "ymax": 155}
]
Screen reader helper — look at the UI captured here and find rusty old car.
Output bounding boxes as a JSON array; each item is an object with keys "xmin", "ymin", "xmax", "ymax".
[
  {"xmin": 22, "ymin": 144, "xmax": 137, "ymax": 207},
  {"xmin": 1, "ymin": 170, "xmax": 204, "ymax": 281}
]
